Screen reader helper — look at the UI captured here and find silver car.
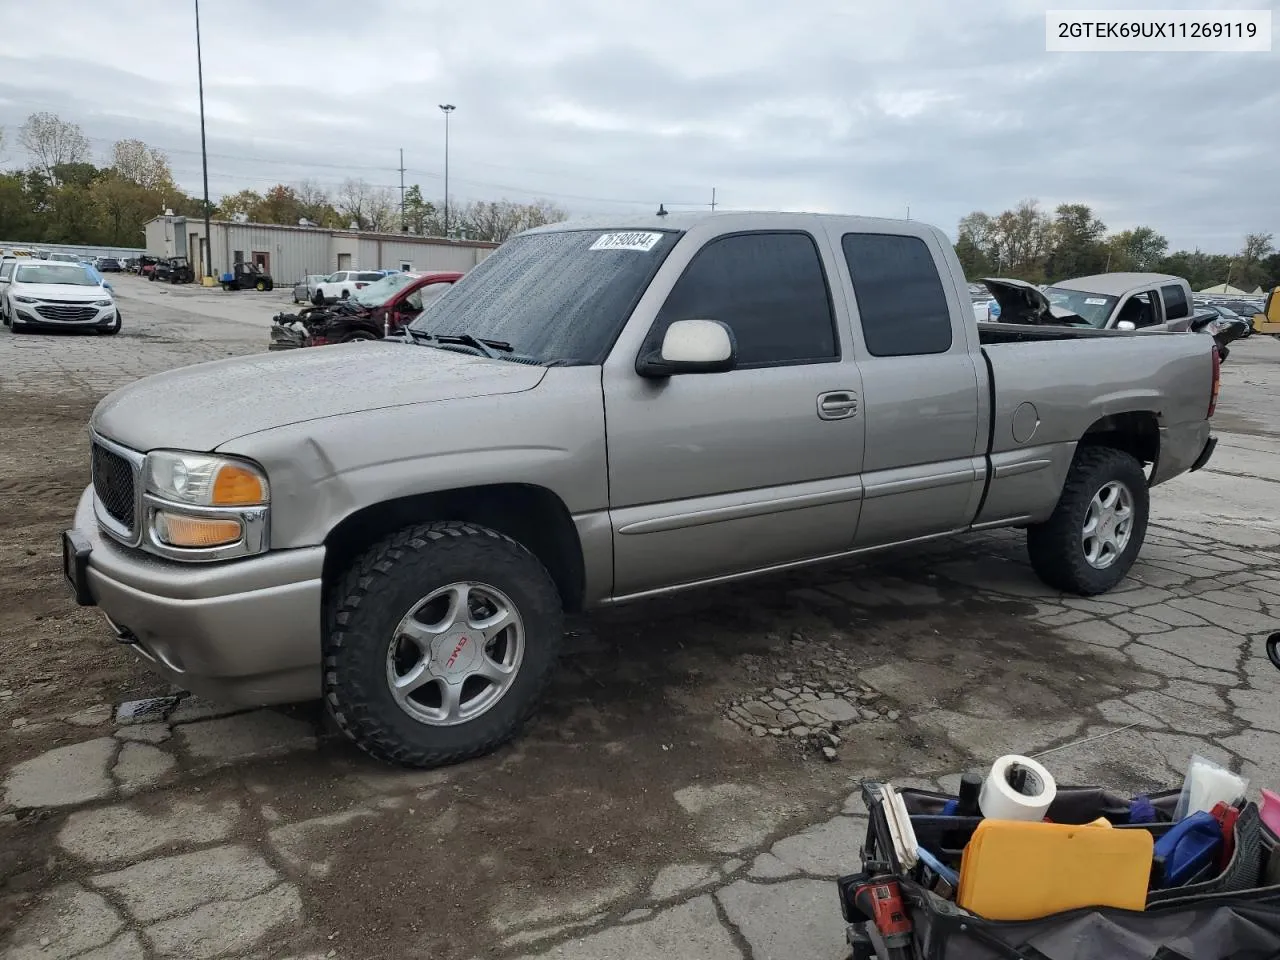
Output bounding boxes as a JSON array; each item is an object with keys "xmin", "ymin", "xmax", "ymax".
[{"xmin": 292, "ymin": 274, "xmax": 328, "ymax": 304}]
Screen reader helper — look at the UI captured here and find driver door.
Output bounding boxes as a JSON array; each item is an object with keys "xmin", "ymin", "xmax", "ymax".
[{"xmin": 602, "ymin": 229, "xmax": 865, "ymax": 599}]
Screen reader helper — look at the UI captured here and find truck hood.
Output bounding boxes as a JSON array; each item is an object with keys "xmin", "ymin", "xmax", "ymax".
[
  {"xmin": 12, "ymin": 282, "xmax": 109, "ymax": 301},
  {"xmin": 981, "ymin": 278, "xmax": 1084, "ymax": 325},
  {"xmin": 92, "ymin": 342, "xmax": 547, "ymax": 452}
]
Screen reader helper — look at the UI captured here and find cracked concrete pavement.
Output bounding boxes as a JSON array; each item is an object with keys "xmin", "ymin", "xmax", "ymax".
[{"xmin": 2, "ymin": 287, "xmax": 1279, "ymax": 958}]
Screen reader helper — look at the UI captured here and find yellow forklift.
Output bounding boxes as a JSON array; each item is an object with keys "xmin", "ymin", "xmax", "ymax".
[{"xmin": 1254, "ymin": 287, "xmax": 1280, "ymax": 339}]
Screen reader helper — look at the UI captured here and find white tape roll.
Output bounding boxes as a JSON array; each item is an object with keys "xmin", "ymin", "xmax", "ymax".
[{"xmin": 978, "ymin": 754, "xmax": 1057, "ymax": 822}]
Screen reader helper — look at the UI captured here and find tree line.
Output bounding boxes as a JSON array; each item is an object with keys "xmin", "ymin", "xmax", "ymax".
[
  {"xmin": 0, "ymin": 112, "xmax": 568, "ymax": 248},
  {"xmin": 955, "ymin": 200, "xmax": 1278, "ymax": 293}
]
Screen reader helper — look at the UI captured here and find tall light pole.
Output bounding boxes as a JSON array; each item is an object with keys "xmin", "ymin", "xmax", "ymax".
[
  {"xmin": 195, "ymin": 0, "xmax": 212, "ymax": 282},
  {"xmin": 439, "ymin": 104, "xmax": 455, "ymax": 237}
]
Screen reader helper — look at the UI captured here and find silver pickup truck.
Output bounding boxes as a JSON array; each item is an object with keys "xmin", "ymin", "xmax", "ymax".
[{"xmin": 63, "ymin": 212, "xmax": 1220, "ymax": 767}]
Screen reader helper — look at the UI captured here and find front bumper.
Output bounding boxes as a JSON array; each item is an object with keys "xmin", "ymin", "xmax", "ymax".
[
  {"xmin": 67, "ymin": 485, "xmax": 324, "ymax": 706},
  {"xmin": 14, "ymin": 302, "xmax": 117, "ymax": 328}
]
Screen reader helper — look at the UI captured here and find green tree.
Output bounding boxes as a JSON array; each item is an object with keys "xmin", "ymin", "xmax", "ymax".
[
  {"xmin": 50, "ymin": 161, "xmax": 105, "ymax": 190},
  {"xmin": 216, "ymin": 189, "xmax": 263, "ymax": 220},
  {"xmin": 0, "ymin": 173, "xmax": 34, "ymax": 236},
  {"xmin": 401, "ymin": 184, "xmax": 440, "ymax": 235},
  {"xmin": 955, "ymin": 211, "xmax": 997, "ymax": 276},
  {"xmin": 1044, "ymin": 203, "xmax": 1107, "ymax": 280},
  {"xmin": 1106, "ymin": 227, "xmax": 1168, "ymax": 271},
  {"xmin": 1232, "ymin": 232, "xmax": 1275, "ymax": 291},
  {"xmin": 255, "ymin": 184, "xmax": 305, "ymax": 225}
]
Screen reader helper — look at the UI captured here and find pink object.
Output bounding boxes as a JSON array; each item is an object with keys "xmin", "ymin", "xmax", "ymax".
[{"xmin": 1262, "ymin": 789, "xmax": 1280, "ymax": 836}]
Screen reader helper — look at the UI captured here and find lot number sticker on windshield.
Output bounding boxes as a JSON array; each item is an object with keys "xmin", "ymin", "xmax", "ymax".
[
  {"xmin": 1085, "ymin": 297, "xmax": 1109, "ymax": 305},
  {"xmin": 590, "ymin": 232, "xmax": 663, "ymax": 252}
]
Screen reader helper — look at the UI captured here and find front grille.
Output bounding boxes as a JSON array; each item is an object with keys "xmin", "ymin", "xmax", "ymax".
[
  {"xmin": 92, "ymin": 443, "xmax": 136, "ymax": 531},
  {"xmin": 35, "ymin": 303, "xmax": 99, "ymax": 322}
]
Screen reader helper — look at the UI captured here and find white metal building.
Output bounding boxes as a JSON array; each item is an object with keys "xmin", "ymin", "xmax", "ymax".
[{"xmin": 144, "ymin": 215, "xmax": 498, "ymax": 283}]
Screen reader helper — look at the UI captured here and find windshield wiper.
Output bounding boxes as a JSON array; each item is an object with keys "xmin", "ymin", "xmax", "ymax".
[{"xmin": 430, "ymin": 332, "xmax": 513, "ymax": 359}]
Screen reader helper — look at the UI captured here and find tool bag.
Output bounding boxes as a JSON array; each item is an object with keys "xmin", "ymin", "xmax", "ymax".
[{"xmin": 843, "ymin": 784, "xmax": 1280, "ymax": 960}]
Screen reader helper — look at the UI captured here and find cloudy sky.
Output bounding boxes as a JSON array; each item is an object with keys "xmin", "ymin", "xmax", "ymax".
[{"xmin": 0, "ymin": 0, "xmax": 1274, "ymax": 251}]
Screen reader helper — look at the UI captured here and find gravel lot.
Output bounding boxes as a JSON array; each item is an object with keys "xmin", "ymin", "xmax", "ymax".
[{"xmin": 2, "ymin": 275, "xmax": 1278, "ymax": 959}]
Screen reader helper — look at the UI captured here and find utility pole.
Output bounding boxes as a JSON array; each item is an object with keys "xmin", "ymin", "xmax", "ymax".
[
  {"xmin": 710, "ymin": 187, "xmax": 717, "ymax": 211},
  {"xmin": 439, "ymin": 104, "xmax": 455, "ymax": 237},
  {"xmin": 906, "ymin": 205, "xmax": 910, "ymax": 220},
  {"xmin": 194, "ymin": 0, "xmax": 212, "ymax": 282},
  {"xmin": 398, "ymin": 148, "xmax": 406, "ymax": 231}
]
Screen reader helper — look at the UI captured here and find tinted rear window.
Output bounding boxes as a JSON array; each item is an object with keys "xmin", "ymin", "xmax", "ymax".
[
  {"xmin": 1161, "ymin": 284, "xmax": 1189, "ymax": 321},
  {"xmin": 842, "ymin": 234, "xmax": 952, "ymax": 356}
]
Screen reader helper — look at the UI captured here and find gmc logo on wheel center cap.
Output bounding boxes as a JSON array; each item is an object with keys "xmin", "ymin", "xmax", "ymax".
[{"xmin": 445, "ymin": 635, "xmax": 469, "ymax": 669}]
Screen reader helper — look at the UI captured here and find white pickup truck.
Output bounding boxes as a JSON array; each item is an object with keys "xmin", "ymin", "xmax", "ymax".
[{"xmin": 984, "ymin": 273, "xmax": 1198, "ymax": 332}]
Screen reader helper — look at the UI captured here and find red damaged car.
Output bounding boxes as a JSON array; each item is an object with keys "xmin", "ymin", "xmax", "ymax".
[{"xmin": 270, "ymin": 270, "xmax": 462, "ymax": 349}]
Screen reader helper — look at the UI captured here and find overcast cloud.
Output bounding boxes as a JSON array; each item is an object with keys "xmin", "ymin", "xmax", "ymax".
[{"xmin": 0, "ymin": 0, "xmax": 1274, "ymax": 250}]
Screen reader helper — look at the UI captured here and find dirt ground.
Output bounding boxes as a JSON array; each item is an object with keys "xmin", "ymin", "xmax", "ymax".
[{"xmin": 2, "ymin": 277, "xmax": 1278, "ymax": 959}]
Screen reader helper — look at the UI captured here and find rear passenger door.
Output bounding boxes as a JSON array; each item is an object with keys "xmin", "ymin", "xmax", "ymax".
[
  {"xmin": 603, "ymin": 229, "xmax": 866, "ymax": 598},
  {"xmin": 831, "ymin": 229, "xmax": 986, "ymax": 548}
]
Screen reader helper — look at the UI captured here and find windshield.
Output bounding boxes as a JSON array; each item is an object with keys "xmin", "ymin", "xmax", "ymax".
[
  {"xmin": 14, "ymin": 263, "xmax": 98, "ymax": 286},
  {"xmin": 1042, "ymin": 286, "xmax": 1118, "ymax": 327},
  {"xmin": 353, "ymin": 272, "xmax": 419, "ymax": 306},
  {"xmin": 409, "ymin": 229, "xmax": 681, "ymax": 364}
]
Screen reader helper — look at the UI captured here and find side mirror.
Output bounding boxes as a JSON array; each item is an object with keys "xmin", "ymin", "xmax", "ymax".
[
  {"xmin": 1116, "ymin": 320, "xmax": 1136, "ymax": 331},
  {"xmin": 636, "ymin": 319, "xmax": 737, "ymax": 378}
]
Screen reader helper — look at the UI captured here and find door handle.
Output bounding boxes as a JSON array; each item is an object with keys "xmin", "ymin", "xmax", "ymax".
[{"xmin": 817, "ymin": 391, "xmax": 858, "ymax": 420}]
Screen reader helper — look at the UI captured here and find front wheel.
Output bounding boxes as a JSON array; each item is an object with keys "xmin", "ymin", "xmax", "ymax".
[
  {"xmin": 1026, "ymin": 446, "xmax": 1149, "ymax": 596},
  {"xmin": 341, "ymin": 330, "xmax": 378, "ymax": 343},
  {"xmin": 324, "ymin": 521, "xmax": 564, "ymax": 768},
  {"xmin": 313, "ymin": 291, "xmax": 326, "ymax": 306},
  {"xmin": 255, "ymin": 280, "xmax": 266, "ymax": 292}
]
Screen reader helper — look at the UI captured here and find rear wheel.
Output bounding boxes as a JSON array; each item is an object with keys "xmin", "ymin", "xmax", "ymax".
[
  {"xmin": 255, "ymin": 279, "xmax": 266, "ymax": 292},
  {"xmin": 340, "ymin": 289, "xmax": 350, "ymax": 299},
  {"xmin": 324, "ymin": 521, "xmax": 564, "ymax": 768},
  {"xmin": 1026, "ymin": 446, "xmax": 1149, "ymax": 596}
]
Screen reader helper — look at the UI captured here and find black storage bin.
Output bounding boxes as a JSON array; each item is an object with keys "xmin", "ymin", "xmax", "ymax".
[{"xmin": 842, "ymin": 783, "xmax": 1280, "ymax": 960}]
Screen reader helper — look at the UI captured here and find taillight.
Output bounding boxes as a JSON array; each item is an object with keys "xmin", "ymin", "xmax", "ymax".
[
  {"xmin": 1208, "ymin": 344, "xmax": 1221, "ymax": 418},
  {"xmin": 355, "ymin": 283, "xmax": 367, "ymax": 289}
]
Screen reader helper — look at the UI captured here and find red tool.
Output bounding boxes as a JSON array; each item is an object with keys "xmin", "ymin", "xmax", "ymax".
[
  {"xmin": 1211, "ymin": 801, "xmax": 1240, "ymax": 870},
  {"xmin": 843, "ymin": 873, "xmax": 914, "ymax": 960}
]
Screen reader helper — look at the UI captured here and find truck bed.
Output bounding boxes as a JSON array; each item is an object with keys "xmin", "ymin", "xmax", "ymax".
[{"xmin": 970, "ymin": 326, "xmax": 1214, "ymax": 529}]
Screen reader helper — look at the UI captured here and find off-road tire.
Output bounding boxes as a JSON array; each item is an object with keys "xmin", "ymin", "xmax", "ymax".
[
  {"xmin": 324, "ymin": 521, "xmax": 563, "ymax": 768},
  {"xmin": 1026, "ymin": 446, "xmax": 1149, "ymax": 596}
]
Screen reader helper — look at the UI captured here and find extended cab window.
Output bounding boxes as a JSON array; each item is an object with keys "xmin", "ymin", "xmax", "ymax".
[
  {"xmin": 1161, "ymin": 284, "xmax": 1189, "ymax": 320},
  {"xmin": 651, "ymin": 232, "xmax": 837, "ymax": 367},
  {"xmin": 842, "ymin": 233, "xmax": 952, "ymax": 357}
]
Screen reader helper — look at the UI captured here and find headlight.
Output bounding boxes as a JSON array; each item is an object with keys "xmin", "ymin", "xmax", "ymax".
[
  {"xmin": 13, "ymin": 295, "xmax": 37, "ymax": 304},
  {"xmin": 145, "ymin": 451, "xmax": 269, "ymax": 507},
  {"xmin": 94, "ymin": 299, "xmax": 113, "ymax": 307}
]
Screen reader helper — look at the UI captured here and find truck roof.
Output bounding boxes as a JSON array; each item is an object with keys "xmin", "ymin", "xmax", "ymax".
[
  {"xmin": 1051, "ymin": 273, "xmax": 1184, "ymax": 297},
  {"xmin": 525, "ymin": 211, "xmax": 928, "ymax": 234}
]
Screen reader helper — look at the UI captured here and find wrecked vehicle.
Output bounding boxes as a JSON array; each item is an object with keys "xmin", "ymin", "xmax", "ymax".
[
  {"xmin": 269, "ymin": 270, "xmax": 461, "ymax": 349},
  {"xmin": 982, "ymin": 276, "xmax": 1249, "ymax": 359},
  {"xmin": 64, "ymin": 212, "xmax": 1220, "ymax": 768}
]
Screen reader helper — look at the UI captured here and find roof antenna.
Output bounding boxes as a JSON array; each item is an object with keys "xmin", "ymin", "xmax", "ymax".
[{"xmin": 656, "ymin": 203, "xmax": 668, "ymax": 217}]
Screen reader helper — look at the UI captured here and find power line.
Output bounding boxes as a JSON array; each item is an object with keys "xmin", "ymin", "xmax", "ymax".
[{"xmin": 73, "ymin": 133, "xmax": 709, "ymax": 207}]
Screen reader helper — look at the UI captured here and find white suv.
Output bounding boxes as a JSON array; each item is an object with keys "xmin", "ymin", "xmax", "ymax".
[
  {"xmin": 5, "ymin": 261, "xmax": 120, "ymax": 335},
  {"xmin": 313, "ymin": 270, "xmax": 385, "ymax": 305}
]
